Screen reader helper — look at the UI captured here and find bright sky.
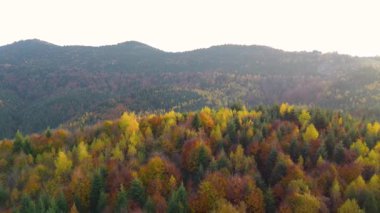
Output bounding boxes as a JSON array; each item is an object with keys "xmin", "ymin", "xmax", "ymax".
[{"xmin": 1, "ymin": 0, "xmax": 380, "ymax": 56}]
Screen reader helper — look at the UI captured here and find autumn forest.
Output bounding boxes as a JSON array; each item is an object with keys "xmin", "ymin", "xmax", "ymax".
[{"xmin": 1, "ymin": 103, "xmax": 380, "ymax": 212}]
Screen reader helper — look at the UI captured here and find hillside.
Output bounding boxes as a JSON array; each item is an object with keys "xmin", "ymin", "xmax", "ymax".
[
  {"xmin": 0, "ymin": 105, "xmax": 379, "ymax": 212},
  {"xmin": 1, "ymin": 39, "xmax": 380, "ymax": 138}
]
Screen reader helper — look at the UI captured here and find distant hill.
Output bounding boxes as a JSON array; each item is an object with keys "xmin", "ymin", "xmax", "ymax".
[{"xmin": 1, "ymin": 39, "xmax": 380, "ymax": 138}]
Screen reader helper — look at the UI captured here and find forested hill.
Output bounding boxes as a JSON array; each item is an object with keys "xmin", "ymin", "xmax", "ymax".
[
  {"xmin": 0, "ymin": 105, "xmax": 379, "ymax": 212},
  {"xmin": 1, "ymin": 39, "xmax": 380, "ymax": 138}
]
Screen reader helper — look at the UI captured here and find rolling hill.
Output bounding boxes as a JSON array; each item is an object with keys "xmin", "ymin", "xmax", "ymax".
[{"xmin": 1, "ymin": 39, "xmax": 380, "ymax": 138}]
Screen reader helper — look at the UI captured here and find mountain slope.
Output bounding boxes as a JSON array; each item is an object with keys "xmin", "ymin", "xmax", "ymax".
[
  {"xmin": 0, "ymin": 105, "xmax": 379, "ymax": 212},
  {"xmin": 0, "ymin": 39, "xmax": 380, "ymax": 138}
]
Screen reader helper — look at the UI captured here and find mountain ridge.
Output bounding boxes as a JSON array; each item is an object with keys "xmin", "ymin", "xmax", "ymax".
[
  {"xmin": 1, "ymin": 39, "xmax": 380, "ymax": 138},
  {"xmin": 2, "ymin": 39, "xmax": 374, "ymax": 58}
]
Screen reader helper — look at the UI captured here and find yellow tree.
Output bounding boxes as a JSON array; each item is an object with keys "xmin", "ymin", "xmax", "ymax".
[
  {"xmin": 111, "ymin": 145, "xmax": 124, "ymax": 162},
  {"xmin": 119, "ymin": 112, "xmax": 139, "ymax": 135},
  {"xmin": 77, "ymin": 141, "xmax": 90, "ymax": 162},
  {"xmin": 210, "ymin": 125, "xmax": 223, "ymax": 142},
  {"xmin": 338, "ymin": 199, "xmax": 364, "ymax": 213},
  {"xmin": 298, "ymin": 109, "xmax": 311, "ymax": 126},
  {"xmin": 55, "ymin": 151, "xmax": 72, "ymax": 177},
  {"xmin": 230, "ymin": 144, "xmax": 253, "ymax": 173},
  {"xmin": 279, "ymin": 103, "xmax": 294, "ymax": 117},
  {"xmin": 303, "ymin": 124, "xmax": 319, "ymax": 142},
  {"xmin": 367, "ymin": 122, "xmax": 380, "ymax": 136},
  {"xmin": 350, "ymin": 139, "xmax": 369, "ymax": 156}
]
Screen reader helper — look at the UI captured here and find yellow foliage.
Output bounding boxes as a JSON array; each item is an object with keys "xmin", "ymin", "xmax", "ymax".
[
  {"xmin": 112, "ymin": 145, "xmax": 124, "ymax": 161},
  {"xmin": 55, "ymin": 151, "xmax": 72, "ymax": 176},
  {"xmin": 286, "ymin": 193, "xmax": 320, "ymax": 213},
  {"xmin": 210, "ymin": 125, "xmax": 223, "ymax": 142},
  {"xmin": 338, "ymin": 199, "xmax": 364, "ymax": 213},
  {"xmin": 303, "ymin": 124, "xmax": 319, "ymax": 142},
  {"xmin": 298, "ymin": 109, "xmax": 311, "ymax": 126},
  {"xmin": 169, "ymin": 175, "xmax": 177, "ymax": 190},
  {"xmin": 350, "ymin": 139, "xmax": 369, "ymax": 156},
  {"xmin": 215, "ymin": 108, "xmax": 233, "ymax": 131},
  {"xmin": 279, "ymin": 103, "xmax": 294, "ymax": 116},
  {"xmin": 213, "ymin": 199, "xmax": 245, "ymax": 213},
  {"xmin": 127, "ymin": 132, "xmax": 140, "ymax": 158},
  {"xmin": 24, "ymin": 173, "xmax": 41, "ymax": 196},
  {"xmin": 77, "ymin": 141, "xmax": 89, "ymax": 162},
  {"xmin": 200, "ymin": 107, "xmax": 215, "ymax": 129},
  {"xmin": 367, "ymin": 122, "xmax": 380, "ymax": 136},
  {"xmin": 90, "ymin": 138, "xmax": 106, "ymax": 153},
  {"xmin": 345, "ymin": 176, "xmax": 366, "ymax": 198},
  {"xmin": 230, "ymin": 144, "xmax": 252, "ymax": 173},
  {"xmin": 119, "ymin": 112, "xmax": 139, "ymax": 135}
]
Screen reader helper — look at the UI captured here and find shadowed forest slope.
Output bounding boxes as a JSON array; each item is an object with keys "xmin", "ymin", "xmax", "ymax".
[{"xmin": 1, "ymin": 39, "xmax": 380, "ymax": 138}]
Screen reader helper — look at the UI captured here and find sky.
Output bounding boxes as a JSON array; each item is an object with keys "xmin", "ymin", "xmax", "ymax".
[{"xmin": 1, "ymin": 0, "xmax": 380, "ymax": 56}]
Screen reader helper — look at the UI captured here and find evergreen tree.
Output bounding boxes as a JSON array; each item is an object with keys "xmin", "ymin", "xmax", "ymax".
[
  {"xmin": 168, "ymin": 183, "xmax": 189, "ymax": 213},
  {"xmin": 264, "ymin": 188, "xmax": 276, "ymax": 213},
  {"xmin": 57, "ymin": 191, "xmax": 68, "ymax": 213},
  {"xmin": 266, "ymin": 149, "xmax": 278, "ymax": 180},
  {"xmin": 227, "ymin": 119, "xmax": 237, "ymax": 142},
  {"xmin": 192, "ymin": 114, "xmax": 202, "ymax": 131},
  {"xmin": 325, "ymin": 130, "xmax": 336, "ymax": 160},
  {"xmin": 289, "ymin": 139, "xmax": 299, "ymax": 163},
  {"xmin": 115, "ymin": 185, "xmax": 128, "ymax": 213},
  {"xmin": 128, "ymin": 179, "xmax": 145, "ymax": 206},
  {"xmin": 0, "ymin": 185, "xmax": 8, "ymax": 207},
  {"xmin": 90, "ymin": 172, "xmax": 105, "ymax": 213},
  {"xmin": 20, "ymin": 195, "xmax": 36, "ymax": 213},
  {"xmin": 144, "ymin": 197, "xmax": 155, "ymax": 213},
  {"xmin": 12, "ymin": 130, "xmax": 24, "ymax": 153}
]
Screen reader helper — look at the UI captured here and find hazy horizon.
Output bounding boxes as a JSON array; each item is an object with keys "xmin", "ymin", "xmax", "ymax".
[{"xmin": 1, "ymin": 0, "xmax": 380, "ymax": 56}]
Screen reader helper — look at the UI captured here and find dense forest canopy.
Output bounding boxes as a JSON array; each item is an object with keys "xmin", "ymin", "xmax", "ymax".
[
  {"xmin": 1, "ymin": 39, "xmax": 380, "ymax": 138},
  {"xmin": 0, "ymin": 104, "xmax": 379, "ymax": 212}
]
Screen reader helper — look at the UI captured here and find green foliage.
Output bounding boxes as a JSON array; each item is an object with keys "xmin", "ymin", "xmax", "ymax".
[
  {"xmin": 20, "ymin": 195, "xmax": 37, "ymax": 213},
  {"xmin": 168, "ymin": 183, "xmax": 189, "ymax": 213},
  {"xmin": 115, "ymin": 185, "xmax": 128, "ymax": 213},
  {"xmin": 144, "ymin": 197, "xmax": 155, "ymax": 213},
  {"xmin": 128, "ymin": 179, "xmax": 145, "ymax": 206},
  {"xmin": 90, "ymin": 172, "xmax": 106, "ymax": 213},
  {"xmin": 0, "ymin": 185, "xmax": 8, "ymax": 206}
]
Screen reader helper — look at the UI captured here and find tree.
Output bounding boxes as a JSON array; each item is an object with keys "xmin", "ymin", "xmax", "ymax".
[
  {"xmin": 367, "ymin": 122, "xmax": 380, "ymax": 136},
  {"xmin": 330, "ymin": 179, "xmax": 342, "ymax": 211},
  {"xmin": 338, "ymin": 199, "xmax": 364, "ymax": 213},
  {"xmin": 12, "ymin": 130, "xmax": 24, "ymax": 153},
  {"xmin": 303, "ymin": 124, "xmax": 319, "ymax": 142},
  {"xmin": 192, "ymin": 114, "xmax": 202, "ymax": 130},
  {"xmin": 115, "ymin": 185, "xmax": 128, "ymax": 213},
  {"xmin": 168, "ymin": 183, "xmax": 189, "ymax": 213},
  {"xmin": 245, "ymin": 187, "xmax": 265, "ymax": 213},
  {"xmin": 227, "ymin": 119, "xmax": 237, "ymax": 143},
  {"xmin": 298, "ymin": 109, "xmax": 311, "ymax": 126},
  {"xmin": 69, "ymin": 203, "xmax": 79, "ymax": 213},
  {"xmin": 77, "ymin": 141, "xmax": 90, "ymax": 162},
  {"xmin": 57, "ymin": 191, "xmax": 68, "ymax": 213},
  {"xmin": 264, "ymin": 189, "xmax": 276, "ymax": 213},
  {"xmin": 279, "ymin": 103, "xmax": 294, "ymax": 117},
  {"xmin": 90, "ymin": 172, "xmax": 105, "ymax": 213},
  {"xmin": 0, "ymin": 185, "xmax": 8, "ymax": 207},
  {"xmin": 350, "ymin": 139, "xmax": 369, "ymax": 156},
  {"xmin": 20, "ymin": 195, "xmax": 37, "ymax": 213},
  {"xmin": 144, "ymin": 197, "xmax": 155, "ymax": 213},
  {"xmin": 55, "ymin": 151, "xmax": 72, "ymax": 177},
  {"xmin": 111, "ymin": 145, "xmax": 124, "ymax": 162},
  {"xmin": 289, "ymin": 139, "xmax": 299, "ymax": 163},
  {"xmin": 128, "ymin": 179, "xmax": 145, "ymax": 206},
  {"xmin": 210, "ymin": 125, "xmax": 223, "ymax": 143},
  {"xmin": 119, "ymin": 112, "xmax": 139, "ymax": 135}
]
